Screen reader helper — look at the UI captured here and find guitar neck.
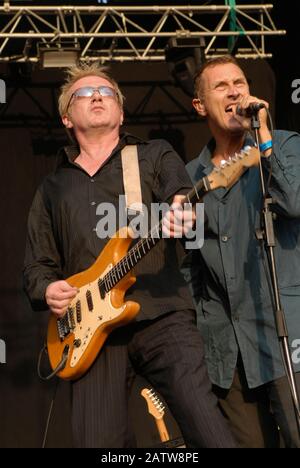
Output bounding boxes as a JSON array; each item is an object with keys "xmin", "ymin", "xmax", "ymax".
[
  {"xmin": 155, "ymin": 417, "xmax": 170, "ymax": 443},
  {"xmin": 98, "ymin": 179, "xmax": 208, "ymax": 297},
  {"xmin": 181, "ymin": 177, "xmax": 209, "ymax": 205}
]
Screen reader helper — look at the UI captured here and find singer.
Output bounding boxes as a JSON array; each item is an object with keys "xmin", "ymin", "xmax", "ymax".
[{"xmin": 182, "ymin": 55, "xmax": 300, "ymax": 448}]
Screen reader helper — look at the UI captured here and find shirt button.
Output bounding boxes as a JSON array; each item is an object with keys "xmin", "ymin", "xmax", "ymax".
[
  {"xmin": 90, "ymin": 178, "xmax": 95, "ymax": 183},
  {"xmin": 91, "ymin": 201, "xmax": 96, "ymax": 206},
  {"xmin": 232, "ymin": 315, "xmax": 239, "ymax": 322},
  {"xmin": 221, "ymin": 235, "xmax": 228, "ymax": 242}
]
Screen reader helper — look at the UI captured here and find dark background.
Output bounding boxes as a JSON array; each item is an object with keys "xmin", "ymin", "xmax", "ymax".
[{"xmin": 0, "ymin": 1, "xmax": 299, "ymax": 448}]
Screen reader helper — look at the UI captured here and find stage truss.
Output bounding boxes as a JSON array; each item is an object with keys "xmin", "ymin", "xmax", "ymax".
[{"xmin": 0, "ymin": 4, "xmax": 285, "ymax": 63}]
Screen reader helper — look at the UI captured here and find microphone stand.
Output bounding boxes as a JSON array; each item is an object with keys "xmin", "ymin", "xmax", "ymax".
[{"xmin": 251, "ymin": 111, "xmax": 300, "ymax": 438}]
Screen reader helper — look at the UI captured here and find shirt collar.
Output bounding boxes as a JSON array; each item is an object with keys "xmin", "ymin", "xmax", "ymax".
[
  {"xmin": 59, "ymin": 132, "xmax": 147, "ymax": 165},
  {"xmin": 198, "ymin": 132, "xmax": 255, "ymax": 175}
]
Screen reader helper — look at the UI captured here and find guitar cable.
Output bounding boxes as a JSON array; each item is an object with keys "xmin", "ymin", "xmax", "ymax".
[
  {"xmin": 37, "ymin": 343, "xmax": 69, "ymax": 380},
  {"xmin": 37, "ymin": 345, "xmax": 65, "ymax": 447},
  {"xmin": 41, "ymin": 378, "xmax": 60, "ymax": 448}
]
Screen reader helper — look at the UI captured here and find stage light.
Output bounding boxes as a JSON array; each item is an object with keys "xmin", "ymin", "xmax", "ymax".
[
  {"xmin": 39, "ymin": 45, "xmax": 80, "ymax": 69},
  {"xmin": 165, "ymin": 37, "xmax": 205, "ymax": 97}
]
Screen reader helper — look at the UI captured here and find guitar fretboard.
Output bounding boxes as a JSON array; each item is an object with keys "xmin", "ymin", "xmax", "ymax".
[{"xmin": 98, "ymin": 178, "xmax": 208, "ymax": 297}]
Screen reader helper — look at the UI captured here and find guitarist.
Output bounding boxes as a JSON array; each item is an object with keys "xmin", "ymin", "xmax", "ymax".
[
  {"xmin": 182, "ymin": 55, "xmax": 300, "ymax": 448},
  {"xmin": 23, "ymin": 64, "xmax": 236, "ymax": 448}
]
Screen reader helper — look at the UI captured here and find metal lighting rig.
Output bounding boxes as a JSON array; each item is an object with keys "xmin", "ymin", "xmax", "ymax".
[{"xmin": 0, "ymin": 3, "xmax": 285, "ymax": 63}]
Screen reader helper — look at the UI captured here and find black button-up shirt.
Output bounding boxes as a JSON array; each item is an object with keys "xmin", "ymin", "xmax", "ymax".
[{"xmin": 23, "ymin": 133, "xmax": 194, "ymax": 320}]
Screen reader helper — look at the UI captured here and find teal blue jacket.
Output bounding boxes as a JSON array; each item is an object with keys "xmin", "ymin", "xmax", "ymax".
[{"xmin": 182, "ymin": 131, "xmax": 300, "ymax": 389}]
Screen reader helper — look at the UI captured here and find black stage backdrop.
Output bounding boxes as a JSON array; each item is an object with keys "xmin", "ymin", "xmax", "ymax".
[{"xmin": 0, "ymin": 1, "xmax": 299, "ymax": 448}]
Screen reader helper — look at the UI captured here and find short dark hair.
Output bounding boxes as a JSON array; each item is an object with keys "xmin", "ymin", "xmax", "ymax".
[{"xmin": 194, "ymin": 55, "xmax": 241, "ymax": 99}]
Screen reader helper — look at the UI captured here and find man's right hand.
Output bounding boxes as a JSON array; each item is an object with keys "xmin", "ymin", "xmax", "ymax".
[{"xmin": 45, "ymin": 280, "xmax": 78, "ymax": 317}]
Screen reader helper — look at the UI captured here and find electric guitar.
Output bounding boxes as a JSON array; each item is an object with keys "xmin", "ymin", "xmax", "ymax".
[
  {"xmin": 141, "ymin": 388, "xmax": 170, "ymax": 442},
  {"xmin": 46, "ymin": 146, "xmax": 259, "ymax": 380}
]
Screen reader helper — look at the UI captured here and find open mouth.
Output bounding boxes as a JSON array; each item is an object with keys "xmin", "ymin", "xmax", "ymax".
[{"xmin": 225, "ymin": 106, "xmax": 234, "ymax": 114}]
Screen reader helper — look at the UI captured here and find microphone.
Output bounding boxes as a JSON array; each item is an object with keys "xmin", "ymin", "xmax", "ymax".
[{"xmin": 236, "ymin": 102, "xmax": 265, "ymax": 117}]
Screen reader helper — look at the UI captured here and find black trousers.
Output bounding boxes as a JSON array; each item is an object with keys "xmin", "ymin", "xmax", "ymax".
[
  {"xmin": 72, "ymin": 310, "xmax": 236, "ymax": 448},
  {"xmin": 213, "ymin": 359, "xmax": 300, "ymax": 448}
]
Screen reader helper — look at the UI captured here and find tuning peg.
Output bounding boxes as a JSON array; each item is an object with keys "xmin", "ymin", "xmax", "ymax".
[{"xmin": 243, "ymin": 145, "xmax": 251, "ymax": 153}]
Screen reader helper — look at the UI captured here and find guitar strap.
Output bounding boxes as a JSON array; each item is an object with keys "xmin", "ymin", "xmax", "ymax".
[{"xmin": 121, "ymin": 145, "xmax": 143, "ymax": 215}]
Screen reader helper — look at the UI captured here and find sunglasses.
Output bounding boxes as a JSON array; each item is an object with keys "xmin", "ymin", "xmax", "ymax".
[{"xmin": 66, "ymin": 86, "xmax": 117, "ymax": 111}]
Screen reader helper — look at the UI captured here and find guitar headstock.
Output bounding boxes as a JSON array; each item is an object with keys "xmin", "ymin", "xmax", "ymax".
[
  {"xmin": 141, "ymin": 388, "xmax": 165, "ymax": 420},
  {"xmin": 207, "ymin": 145, "xmax": 260, "ymax": 191}
]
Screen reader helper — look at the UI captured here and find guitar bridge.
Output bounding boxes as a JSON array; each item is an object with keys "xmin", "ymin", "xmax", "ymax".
[
  {"xmin": 57, "ymin": 308, "xmax": 75, "ymax": 341},
  {"xmin": 57, "ymin": 317, "xmax": 70, "ymax": 340}
]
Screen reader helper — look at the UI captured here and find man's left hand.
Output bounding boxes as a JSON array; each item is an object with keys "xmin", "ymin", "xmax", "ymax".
[{"xmin": 162, "ymin": 194, "xmax": 196, "ymax": 238}]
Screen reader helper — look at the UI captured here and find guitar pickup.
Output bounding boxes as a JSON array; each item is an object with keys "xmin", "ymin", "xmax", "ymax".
[
  {"xmin": 67, "ymin": 307, "xmax": 76, "ymax": 330},
  {"xmin": 86, "ymin": 290, "xmax": 94, "ymax": 311},
  {"xmin": 98, "ymin": 279, "xmax": 106, "ymax": 299},
  {"xmin": 76, "ymin": 300, "xmax": 82, "ymax": 323}
]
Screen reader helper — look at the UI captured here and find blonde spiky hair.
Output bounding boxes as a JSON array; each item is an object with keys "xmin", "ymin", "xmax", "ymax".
[{"xmin": 58, "ymin": 63, "xmax": 124, "ymax": 117}]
